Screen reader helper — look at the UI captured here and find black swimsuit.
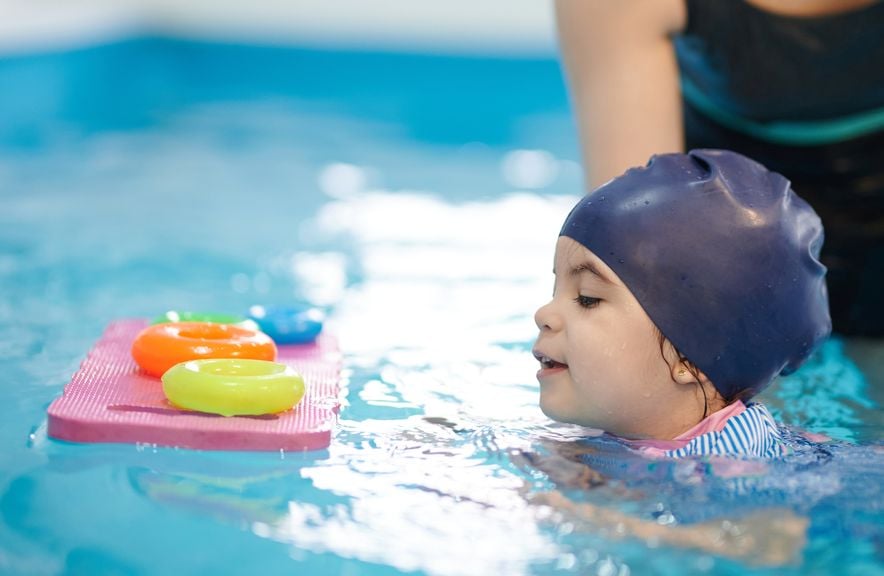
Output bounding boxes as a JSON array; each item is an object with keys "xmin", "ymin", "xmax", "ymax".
[{"xmin": 674, "ymin": 0, "xmax": 884, "ymax": 337}]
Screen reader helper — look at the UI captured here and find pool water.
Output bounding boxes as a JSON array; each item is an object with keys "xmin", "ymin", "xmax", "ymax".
[{"xmin": 0, "ymin": 38, "xmax": 881, "ymax": 576}]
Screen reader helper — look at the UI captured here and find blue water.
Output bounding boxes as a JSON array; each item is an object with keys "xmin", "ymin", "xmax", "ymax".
[{"xmin": 0, "ymin": 38, "xmax": 881, "ymax": 576}]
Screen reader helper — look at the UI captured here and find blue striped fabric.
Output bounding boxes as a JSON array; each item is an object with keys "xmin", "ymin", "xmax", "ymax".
[{"xmin": 665, "ymin": 402, "xmax": 787, "ymax": 459}]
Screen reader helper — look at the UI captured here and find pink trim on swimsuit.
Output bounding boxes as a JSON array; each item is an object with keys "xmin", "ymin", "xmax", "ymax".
[{"xmin": 622, "ymin": 400, "xmax": 747, "ymax": 455}]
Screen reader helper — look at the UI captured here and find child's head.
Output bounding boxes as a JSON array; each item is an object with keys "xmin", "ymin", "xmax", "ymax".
[{"xmin": 533, "ymin": 149, "xmax": 830, "ymax": 439}]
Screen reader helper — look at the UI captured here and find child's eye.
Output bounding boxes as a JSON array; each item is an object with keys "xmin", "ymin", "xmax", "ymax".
[{"xmin": 573, "ymin": 295, "xmax": 601, "ymax": 309}]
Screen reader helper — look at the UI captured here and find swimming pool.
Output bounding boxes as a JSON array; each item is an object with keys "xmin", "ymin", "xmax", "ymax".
[{"xmin": 0, "ymin": 38, "xmax": 881, "ymax": 576}]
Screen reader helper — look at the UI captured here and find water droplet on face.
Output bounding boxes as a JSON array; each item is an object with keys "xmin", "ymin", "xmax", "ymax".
[{"xmin": 618, "ymin": 259, "xmax": 625, "ymax": 264}]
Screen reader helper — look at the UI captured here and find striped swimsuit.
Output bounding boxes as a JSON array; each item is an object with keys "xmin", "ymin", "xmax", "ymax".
[
  {"xmin": 664, "ymin": 402, "xmax": 786, "ymax": 459},
  {"xmin": 625, "ymin": 401, "xmax": 788, "ymax": 459}
]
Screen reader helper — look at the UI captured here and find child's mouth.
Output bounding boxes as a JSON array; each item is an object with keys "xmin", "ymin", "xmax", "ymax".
[{"xmin": 533, "ymin": 351, "xmax": 568, "ymax": 375}]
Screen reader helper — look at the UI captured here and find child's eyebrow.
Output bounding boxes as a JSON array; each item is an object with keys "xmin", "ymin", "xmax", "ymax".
[{"xmin": 568, "ymin": 262, "xmax": 615, "ymax": 285}]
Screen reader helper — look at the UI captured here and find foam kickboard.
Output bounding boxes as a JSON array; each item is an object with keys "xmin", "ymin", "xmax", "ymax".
[{"xmin": 47, "ymin": 319, "xmax": 342, "ymax": 451}]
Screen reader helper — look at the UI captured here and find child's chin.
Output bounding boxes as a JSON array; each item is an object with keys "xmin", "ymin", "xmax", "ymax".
[
  {"xmin": 539, "ymin": 400, "xmax": 601, "ymax": 430},
  {"xmin": 538, "ymin": 398, "xmax": 558, "ymax": 420},
  {"xmin": 539, "ymin": 398, "xmax": 575, "ymax": 425}
]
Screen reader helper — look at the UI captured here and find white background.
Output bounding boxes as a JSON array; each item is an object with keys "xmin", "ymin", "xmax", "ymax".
[{"xmin": 0, "ymin": 0, "xmax": 557, "ymax": 55}]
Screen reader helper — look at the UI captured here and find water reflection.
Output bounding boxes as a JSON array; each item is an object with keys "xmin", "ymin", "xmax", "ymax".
[
  {"xmin": 317, "ymin": 162, "xmax": 369, "ymax": 199},
  {"xmin": 501, "ymin": 149, "xmax": 560, "ymax": 189},
  {"xmin": 266, "ymin": 189, "xmax": 574, "ymax": 573}
]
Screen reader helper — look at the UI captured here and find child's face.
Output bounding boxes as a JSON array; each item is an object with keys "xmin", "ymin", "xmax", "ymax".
[{"xmin": 533, "ymin": 236, "xmax": 698, "ymax": 440}]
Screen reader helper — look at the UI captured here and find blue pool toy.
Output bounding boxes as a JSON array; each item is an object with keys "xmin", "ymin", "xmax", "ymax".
[{"xmin": 247, "ymin": 304, "xmax": 324, "ymax": 345}]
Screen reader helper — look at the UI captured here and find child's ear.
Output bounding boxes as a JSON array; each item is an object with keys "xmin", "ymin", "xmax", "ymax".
[{"xmin": 671, "ymin": 362, "xmax": 710, "ymax": 385}]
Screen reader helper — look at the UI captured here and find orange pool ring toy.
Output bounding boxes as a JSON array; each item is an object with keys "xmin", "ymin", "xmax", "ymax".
[{"xmin": 131, "ymin": 321, "xmax": 277, "ymax": 378}]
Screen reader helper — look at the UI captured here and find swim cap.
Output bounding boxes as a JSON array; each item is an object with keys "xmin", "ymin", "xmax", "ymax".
[{"xmin": 560, "ymin": 149, "xmax": 831, "ymax": 399}]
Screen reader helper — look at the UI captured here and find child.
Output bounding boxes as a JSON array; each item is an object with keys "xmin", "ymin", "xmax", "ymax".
[{"xmin": 533, "ymin": 149, "xmax": 831, "ymax": 458}]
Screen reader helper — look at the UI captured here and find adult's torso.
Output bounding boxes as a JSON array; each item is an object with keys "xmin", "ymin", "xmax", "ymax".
[{"xmin": 674, "ymin": 0, "xmax": 884, "ymax": 123}]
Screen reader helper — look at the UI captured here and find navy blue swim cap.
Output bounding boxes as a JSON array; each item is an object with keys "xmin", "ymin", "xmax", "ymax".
[{"xmin": 560, "ymin": 149, "xmax": 831, "ymax": 399}]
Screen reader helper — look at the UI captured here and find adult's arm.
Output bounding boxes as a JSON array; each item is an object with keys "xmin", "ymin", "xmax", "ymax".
[
  {"xmin": 531, "ymin": 490, "xmax": 808, "ymax": 566},
  {"xmin": 555, "ymin": 0, "xmax": 687, "ymax": 188}
]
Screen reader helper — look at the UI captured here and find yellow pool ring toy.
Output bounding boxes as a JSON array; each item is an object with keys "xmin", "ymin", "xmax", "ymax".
[{"xmin": 162, "ymin": 359, "xmax": 305, "ymax": 417}]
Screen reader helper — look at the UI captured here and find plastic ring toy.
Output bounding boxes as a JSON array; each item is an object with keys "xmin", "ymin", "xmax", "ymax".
[
  {"xmin": 131, "ymin": 322, "xmax": 277, "ymax": 378},
  {"xmin": 247, "ymin": 304, "xmax": 324, "ymax": 344},
  {"xmin": 162, "ymin": 359, "xmax": 305, "ymax": 416},
  {"xmin": 152, "ymin": 310, "xmax": 260, "ymax": 332}
]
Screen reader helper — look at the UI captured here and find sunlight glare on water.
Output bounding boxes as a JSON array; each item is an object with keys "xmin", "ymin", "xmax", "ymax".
[{"xmin": 251, "ymin": 189, "xmax": 578, "ymax": 574}]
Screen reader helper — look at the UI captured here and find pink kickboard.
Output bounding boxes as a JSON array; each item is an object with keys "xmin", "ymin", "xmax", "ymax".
[{"xmin": 47, "ymin": 319, "xmax": 342, "ymax": 451}]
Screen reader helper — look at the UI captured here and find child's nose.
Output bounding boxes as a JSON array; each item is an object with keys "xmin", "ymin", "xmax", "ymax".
[{"xmin": 534, "ymin": 300, "xmax": 560, "ymax": 332}]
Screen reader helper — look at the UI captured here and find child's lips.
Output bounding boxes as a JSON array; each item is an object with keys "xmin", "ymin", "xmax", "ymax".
[{"xmin": 532, "ymin": 350, "xmax": 568, "ymax": 379}]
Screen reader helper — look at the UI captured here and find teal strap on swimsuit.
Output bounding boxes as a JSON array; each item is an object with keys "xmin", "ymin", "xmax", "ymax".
[{"xmin": 681, "ymin": 77, "xmax": 884, "ymax": 146}]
